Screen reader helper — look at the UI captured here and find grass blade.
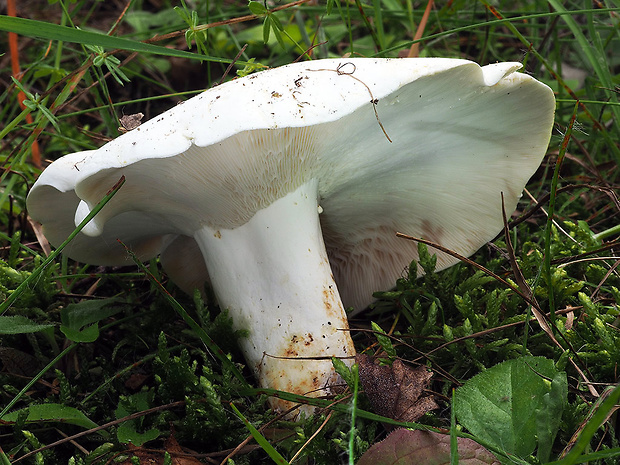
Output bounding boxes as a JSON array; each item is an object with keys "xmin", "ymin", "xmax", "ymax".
[
  {"xmin": 546, "ymin": 384, "xmax": 620, "ymax": 465},
  {"xmin": 0, "ymin": 15, "xmax": 239, "ymax": 65},
  {"xmin": 230, "ymin": 402, "xmax": 290, "ymax": 465},
  {"xmin": 546, "ymin": 0, "xmax": 620, "ymax": 138}
]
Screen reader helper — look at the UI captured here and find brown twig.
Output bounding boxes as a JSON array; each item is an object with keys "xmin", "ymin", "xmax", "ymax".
[
  {"xmin": 145, "ymin": 0, "xmax": 313, "ymax": 44},
  {"xmin": 217, "ymin": 44, "xmax": 249, "ymax": 86}
]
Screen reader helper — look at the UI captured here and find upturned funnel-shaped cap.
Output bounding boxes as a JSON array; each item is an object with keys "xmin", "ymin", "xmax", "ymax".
[{"xmin": 28, "ymin": 58, "xmax": 554, "ymax": 311}]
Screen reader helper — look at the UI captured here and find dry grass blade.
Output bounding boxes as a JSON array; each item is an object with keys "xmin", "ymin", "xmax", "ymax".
[
  {"xmin": 7, "ymin": 0, "xmax": 41, "ymax": 168},
  {"xmin": 500, "ymin": 194, "xmax": 553, "ymax": 338},
  {"xmin": 395, "ymin": 232, "xmax": 536, "ymax": 307},
  {"xmin": 406, "ymin": 0, "xmax": 434, "ymax": 57},
  {"xmin": 217, "ymin": 44, "xmax": 249, "ymax": 86},
  {"xmin": 590, "ymin": 259, "xmax": 620, "ymax": 301},
  {"xmin": 289, "ymin": 410, "xmax": 334, "ymax": 462},
  {"xmin": 559, "ymin": 385, "xmax": 619, "ymax": 458}
]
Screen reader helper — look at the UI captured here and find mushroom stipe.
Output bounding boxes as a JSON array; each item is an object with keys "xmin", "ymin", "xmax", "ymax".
[{"xmin": 27, "ymin": 58, "xmax": 555, "ymax": 415}]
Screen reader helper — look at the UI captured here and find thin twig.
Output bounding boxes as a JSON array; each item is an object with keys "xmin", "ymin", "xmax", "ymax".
[
  {"xmin": 217, "ymin": 44, "xmax": 248, "ymax": 86},
  {"xmin": 308, "ymin": 63, "xmax": 392, "ymax": 142},
  {"xmin": 12, "ymin": 401, "xmax": 187, "ymax": 463}
]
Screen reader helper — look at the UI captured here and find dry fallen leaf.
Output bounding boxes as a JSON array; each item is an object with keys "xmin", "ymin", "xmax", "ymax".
[
  {"xmin": 357, "ymin": 428, "xmax": 501, "ymax": 465},
  {"xmin": 357, "ymin": 354, "xmax": 437, "ymax": 423},
  {"xmin": 118, "ymin": 112, "xmax": 144, "ymax": 133},
  {"xmin": 125, "ymin": 373, "xmax": 150, "ymax": 391},
  {"xmin": 27, "ymin": 216, "xmax": 51, "ymax": 257},
  {"xmin": 117, "ymin": 444, "xmax": 161, "ymax": 465},
  {"xmin": 0, "ymin": 347, "xmax": 42, "ymax": 377},
  {"xmin": 164, "ymin": 434, "xmax": 203, "ymax": 465}
]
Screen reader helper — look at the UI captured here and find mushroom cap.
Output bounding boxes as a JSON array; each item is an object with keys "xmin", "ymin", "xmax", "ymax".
[{"xmin": 27, "ymin": 58, "xmax": 555, "ymax": 311}]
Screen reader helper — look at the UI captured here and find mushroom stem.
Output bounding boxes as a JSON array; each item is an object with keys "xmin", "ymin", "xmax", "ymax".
[{"xmin": 193, "ymin": 180, "xmax": 355, "ymax": 414}]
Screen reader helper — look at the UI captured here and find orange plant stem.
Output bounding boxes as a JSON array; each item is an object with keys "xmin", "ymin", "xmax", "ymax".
[
  {"xmin": 8, "ymin": 0, "xmax": 42, "ymax": 168},
  {"xmin": 408, "ymin": 0, "xmax": 434, "ymax": 58}
]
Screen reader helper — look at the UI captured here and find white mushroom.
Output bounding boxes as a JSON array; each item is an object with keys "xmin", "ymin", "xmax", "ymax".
[{"xmin": 27, "ymin": 58, "xmax": 555, "ymax": 414}]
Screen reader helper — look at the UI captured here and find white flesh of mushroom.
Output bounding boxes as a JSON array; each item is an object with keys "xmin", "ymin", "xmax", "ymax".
[{"xmin": 195, "ymin": 180, "xmax": 354, "ymax": 410}]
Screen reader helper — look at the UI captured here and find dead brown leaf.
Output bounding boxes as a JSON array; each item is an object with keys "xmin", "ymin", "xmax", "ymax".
[
  {"xmin": 357, "ymin": 354, "xmax": 437, "ymax": 423},
  {"xmin": 125, "ymin": 373, "xmax": 150, "ymax": 391},
  {"xmin": 357, "ymin": 428, "xmax": 500, "ymax": 465},
  {"xmin": 118, "ymin": 112, "xmax": 144, "ymax": 133},
  {"xmin": 0, "ymin": 347, "xmax": 42, "ymax": 377},
  {"xmin": 27, "ymin": 216, "xmax": 51, "ymax": 257}
]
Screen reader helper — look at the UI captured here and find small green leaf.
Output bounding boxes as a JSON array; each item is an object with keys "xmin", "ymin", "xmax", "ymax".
[
  {"xmin": 454, "ymin": 356, "xmax": 567, "ymax": 459},
  {"xmin": 115, "ymin": 392, "xmax": 160, "ymax": 446},
  {"xmin": 269, "ymin": 17, "xmax": 286, "ymax": 48},
  {"xmin": 61, "ymin": 323, "xmax": 100, "ymax": 343},
  {"xmin": 269, "ymin": 13, "xmax": 284, "ymax": 31},
  {"xmin": 418, "ymin": 243, "xmax": 437, "ymax": 275},
  {"xmin": 536, "ymin": 371, "xmax": 568, "ymax": 462},
  {"xmin": 408, "ymin": 258, "xmax": 418, "ymax": 281},
  {"xmin": 262, "ymin": 17, "xmax": 271, "ymax": 43},
  {"xmin": 36, "ymin": 100, "xmax": 61, "ymax": 131},
  {"xmin": 332, "ymin": 356, "xmax": 355, "ymax": 388},
  {"xmin": 116, "ymin": 423, "xmax": 159, "ymax": 446},
  {"xmin": 60, "ymin": 298, "xmax": 123, "ymax": 342},
  {"xmin": 86, "ymin": 443, "xmax": 115, "ymax": 463},
  {"xmin": 236, "ymin": 57, "xmax": 263, "ymax": 77},
  {"xmin": 371, "ymin": 321, "xmax": 396, "ymax": 359},
  {"xmin": 10, "ymin": 76, "xmax": 34, "ymax": 100},
  {"xmin": 248, "ymin": 1, "xmax": 268, "ymax": 15},
  {"xmin": 0, "ymin": 448, "xmax": 11, "ymax": 465},
  {"xmin": 1, "ymin": 404, "xmax": 99, "ymax": 430},
  {"xmin": 326, "ymin": 0, "xmax": 336, "ymax": 15}
]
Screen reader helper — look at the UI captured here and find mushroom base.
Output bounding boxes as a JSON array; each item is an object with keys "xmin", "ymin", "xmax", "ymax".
[{"xmin": 193, "ymin": 180, "xmax": 356, "ymax": 415}]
